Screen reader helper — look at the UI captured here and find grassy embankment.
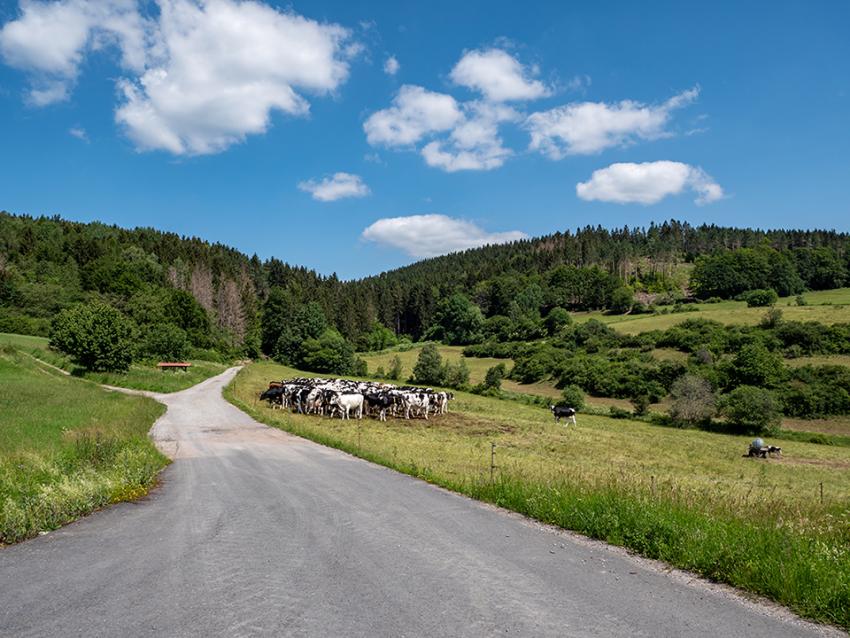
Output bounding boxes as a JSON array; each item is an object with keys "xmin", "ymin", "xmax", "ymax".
[
  {"xmin": 0, "ymin": 347, "xmax": 168, "ymax": 545},
  {"xmin": 226, "ymin": 361, "xmax": 850, "ymax": 630},
  {"xmin": 0, "ymin": 332, "xmax": 227, "ymax": 393}
]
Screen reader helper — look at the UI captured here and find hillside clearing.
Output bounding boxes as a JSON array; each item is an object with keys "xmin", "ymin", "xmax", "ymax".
[
  {"xmin": 226, "ymin": 361, "xmax": 850, "ymax": 629},
  {"xmin": 573, "ymin": 288, "xmax": 850, "ymax": 334}
]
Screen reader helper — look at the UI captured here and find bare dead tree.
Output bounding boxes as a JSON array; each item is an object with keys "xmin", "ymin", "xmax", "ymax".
[
  {"xmin": 216, "ymin": 277, "xmax": 246, "ymax": 343},
  {"xmin": 190, "ymin": 264, "xmax": 214, "ymax": 313}
]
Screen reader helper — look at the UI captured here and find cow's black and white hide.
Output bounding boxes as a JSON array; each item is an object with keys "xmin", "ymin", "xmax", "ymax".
[{"xmin": 550, "ymin": 404, "xmax": 577, "ymax": 426}]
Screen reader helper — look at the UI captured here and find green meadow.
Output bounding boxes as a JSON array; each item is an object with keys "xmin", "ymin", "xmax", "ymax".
[
  {"xmin": 0, "ymin": 332, "xmax": 228, "ymax": 394},
  {"xmin": 226, "ymin": 361, "xmax": 850, "ymax": 630},
  {"xmin": 0, "ymin": 347, "xmax": 167, "ymax": 544},
  {"xmin": 572, "ymin": 288, "xmax": 850, "ymax": 334}
]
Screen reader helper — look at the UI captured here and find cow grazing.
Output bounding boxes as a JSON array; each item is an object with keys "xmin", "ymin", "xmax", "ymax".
[
  {"xmin": 259, "ymin": 386, "xmax": 284, "ymax": 409},
  {"xmin": 550, "ymin": 404, "xmax": 577, "ymax": 426}
]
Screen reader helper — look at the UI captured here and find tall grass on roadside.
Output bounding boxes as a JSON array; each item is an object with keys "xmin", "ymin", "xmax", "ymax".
[
  {"xmin": 0, "ymin": 349, "xmax": 167, "ymax": 544},
  {"xmin": 226, "ymin": 361, "xmax": 850, "ymax": 630}
]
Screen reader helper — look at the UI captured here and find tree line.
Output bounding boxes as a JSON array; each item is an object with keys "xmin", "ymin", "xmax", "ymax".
[{"xmin": 2, "ymin": 212, "xmax": 850, "ymax": 374}]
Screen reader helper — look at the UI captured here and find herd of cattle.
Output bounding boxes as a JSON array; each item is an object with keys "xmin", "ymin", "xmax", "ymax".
[{"xmin": 259, "ymin": 378, "xmax": 454, "ymax": 421}]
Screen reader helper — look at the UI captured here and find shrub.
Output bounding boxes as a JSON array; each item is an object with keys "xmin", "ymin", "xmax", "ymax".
[
  {"xmin": 360, "ymin": 323, "xmax": 399, "ymax": 352},
  {"xmin": 727, "ymin": 342, "xmax": 787, "ymax": 389},
  {"xmin": 411, "ymin": 344, "xmax": 444, "ymax": 385},
  {"xmin": 609, "ymin": 406, "xmax": 631, "ymax": 419},
  {"xmin": 50, "ymin": 302, "xmax": 134, "ymax": 372},
  {"xmin": 559, "ymin": 384, "xmax": 585, "ymax": 410},
  {"xmin": 141, "ymin": 324, "xmax": 189, "ymax": 361},
  {"xmin": 352, "ymin": 357, "xmax": 368, "ymax": 377},
  {"xmin": 442, "ymin": 358, "xmax": 470, "ymax": 389},
  {"xmin": 631, "ymin": 395, "xmax": 650, "ymax": 416},
  {"xmin": 387, "ymin": 355, "xmax": 403, "ymax": 380},
  {"xmin": 745, "ymin": 289, "xmax": 778, "ymax": 307},
  {"xmin": 669, "ymin": 374, "xmax": 716, "ymax": 426},
  {"xmin": 795, "ymin": 295, "xmax": 807, "ymax": 306},
  {"xmin": 759, "ymin": 308, "xmax": 783, "ymax": 329},
  {"xmin": 483, "ymin": 363, "xmax": 507, "ymax": 390},
  {"xmin": 608, "ymin": 286, "xmax": 635, "ymax": 314},
  {"xmin": 543, "ymin": 307, "xmax": 571, "ymax": 335},
  {"xmin": 511, "ymin": 351, "xmax": 553, "ymax": 384},
  {"xmin": 720, "ymin": 386, "xmax": 782, "ymax": 434}
]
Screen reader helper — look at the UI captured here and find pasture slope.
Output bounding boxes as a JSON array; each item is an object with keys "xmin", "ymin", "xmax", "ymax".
[
  {"xmin": 0, "ymin": 346, "xmax": 167, "ymax": 544},
  {"xmin": 227, "ymin": 361, "xmax": 850, "ymax": 630},
  {"xmin": 573, "ymin": 288, "xmax": 850, "ymax": 333}
]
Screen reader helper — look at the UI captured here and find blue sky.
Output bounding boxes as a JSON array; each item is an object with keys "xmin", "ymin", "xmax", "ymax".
[{"xmin": 1, "ymin": 0, "xmax": 848, "ymax": 279}]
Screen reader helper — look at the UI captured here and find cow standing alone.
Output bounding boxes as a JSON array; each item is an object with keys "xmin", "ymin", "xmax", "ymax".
[{"xmin": 550, "ymin": 405, "xmax": 577, "ymax": 426}]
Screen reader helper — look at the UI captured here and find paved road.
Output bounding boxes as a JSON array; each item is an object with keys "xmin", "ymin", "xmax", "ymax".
[{"xmin": 0, "ymin": 369, "xmax": 840, "ymax": 637}]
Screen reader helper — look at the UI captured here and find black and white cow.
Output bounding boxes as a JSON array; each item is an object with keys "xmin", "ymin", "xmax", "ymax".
[{"xmin": 549, "ymin": 404, "xmax": 577, "ymax": 426}]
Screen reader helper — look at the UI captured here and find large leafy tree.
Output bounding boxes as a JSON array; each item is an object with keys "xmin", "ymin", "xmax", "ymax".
[
  {"xmin": 300, "ymin": 329, "xmax": 354, "ymax": 374},
  {"xmin": 50, "ymin": 302, "xmax": 134, "ymax": 372},
  {"xmin": 427, "ymin": 294, "xmax": 484, "ymax": 345}
]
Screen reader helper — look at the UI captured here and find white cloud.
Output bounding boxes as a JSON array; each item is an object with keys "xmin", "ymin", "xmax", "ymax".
[
  {"xmin": 69, "ymin": 126, "xmax": 88, "ymax": 141},
  {"xmin": 363, "ymin": 84, "xmax": 462, "ymax": 147},
  {"xmin": 449, "ymin": 48, "xmax": 549, "ymax": 102},
  {"xmin": 0, "ymin": 0, "xmax": 151, "ymax": 105},
  {"xmin": 420, "ymin": 101, "xmax": 516, "ymax": 172},
  {"xmin": 576, "ymin": 161, "xmax": 724, "ymax": 205},
  {"xmin": 298, "ymin": 172, "xmax": 370, "ymax": 202},
  {"xmin": 1, "ymin": 0, "xmax": 356, "ymax": 153},
  {"xmin": 361, "ymin": 214, "xmax": 527, "ymax": 258},
  {"xmin": 383, "ymin": 55, "xmax": 399, "ymax": 75},
  {"xmin": 526, "ymin": 87, "xmax": 699, "ymax": 158},
  {"xmin": 115, "ymin": 0, "xmax": 354, "ymax": 155}
]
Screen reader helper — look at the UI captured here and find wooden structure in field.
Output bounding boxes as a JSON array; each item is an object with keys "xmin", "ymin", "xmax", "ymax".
[{"xmin": 157, "ymin": 362, "xmax": 192, "ymax": 372}]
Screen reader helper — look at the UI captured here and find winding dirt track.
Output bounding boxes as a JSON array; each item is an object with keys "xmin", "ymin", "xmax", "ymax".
[{"xmin": 0, "ymin": 368, "xmax": 841, "ymax": 637}]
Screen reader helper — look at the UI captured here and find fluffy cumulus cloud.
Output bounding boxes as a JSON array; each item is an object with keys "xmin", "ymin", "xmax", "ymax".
[
  {"xmin": 526, "ymin": 87, "xmax": 700, "ymax": 158},
  {"xmin": 576, "ymin": 161, "xmax": 724, "ymax": 205},
  {"xmin": 383, "ymin": 55, "xmax": 399, "ymax": 75},
  {"xmin": 363, "ymin": 84, "xmax": 462, "ymax": 147},
  {"xmin": 116, "ymin": 0, "xmax": 354, "ymax": 155},
  {"xmin": 449, "ymin": 48, "xmax": 550, "ymax": 102},
  {"xmin": 298, "ymin": 172, "xmax": 369, "ymax": 202},
  {"xmin": 0, "ymin": 0, "xmax": 151, "ymax": 105},
  {"xmin": 361, "ymin": 214, "xmax": 527, "ymax": 258},
  {"xmin": 420, "ymin": 101, "xmax": 517, "ymax": 172},
  {"xmin": 1, "ymin": 0, "xmax": 356, "ymax": 154},
  {"xmin": 364, "ymin": 48, "xmax": 550, "ymax": 172}
]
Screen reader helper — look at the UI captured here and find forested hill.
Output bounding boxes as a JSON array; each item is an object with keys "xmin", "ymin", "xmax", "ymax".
[{"xmin": 2, "ymin": 211, "xmax": 849, "ymax": 361}]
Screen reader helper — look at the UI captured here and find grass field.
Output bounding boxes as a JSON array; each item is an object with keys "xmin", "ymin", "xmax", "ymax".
[
  {"xmin": 0, "ymin": 347, "xmax": 168, "ymax": 545},
  {"xmin": 226, "ymin": 361, "xmax": 850, "ymax": 629},
  {"xmin": 573, "ymin": 288, "xmax": 850, "ymax": 334},
  {"xmin": 359, "ymin": 343, "xmax": 504, "ymax": 386},
  {"xmin": 0, "ymin": 332, "xmax": 228, "ymax": 393}
]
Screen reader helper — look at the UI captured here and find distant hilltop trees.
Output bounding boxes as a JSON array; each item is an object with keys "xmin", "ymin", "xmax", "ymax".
[{"xmin": 1, "ymin": 212, "xmax": 848, "ymax": 368}]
